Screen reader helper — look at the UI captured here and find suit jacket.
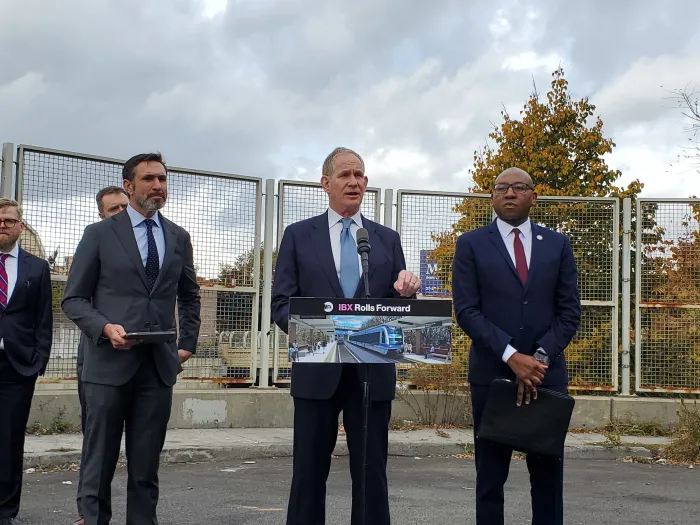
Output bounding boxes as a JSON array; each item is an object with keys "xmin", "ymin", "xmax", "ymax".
[
  {"xmin": 452, "ymin": 220, "xmax": 581, "ymax": 388},
  {"xmin": 271, "ymin": 211, "xmax": 409, "ymax": 401},
  {"xmin": 61, "ymin": 209, "xmax": 201, "ymax": 387},
  {"xmin": 0, "ymin": 248, "xmax": 53, "ymax": 376}
]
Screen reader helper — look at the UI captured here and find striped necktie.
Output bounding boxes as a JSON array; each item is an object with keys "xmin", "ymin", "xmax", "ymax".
[{"xmin": 0, "ymin": 253, "xmax": 10, "ymax": 308}]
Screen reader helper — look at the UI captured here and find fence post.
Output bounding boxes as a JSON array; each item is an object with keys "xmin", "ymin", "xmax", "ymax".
[
  {"xmin": 620, "ymin": 198, "xmax": 632, "ymax": 395},
  {"xmin": 1, "ymin": 143, "xmax": 13, "ymax": 198},
  {"xmin": 258, "ymin": 178, "xmax": 276, "ymax": 388},
  {"xmin": 383, "ymin": 189, "xmax": 394, "ymax": 229}
]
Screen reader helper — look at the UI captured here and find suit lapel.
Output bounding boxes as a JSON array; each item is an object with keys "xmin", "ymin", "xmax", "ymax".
[
  {"xmin": 151, "ymin": 213, "xmax": 177, "ymax": 292},
  {"xmin": 6, "ymin": 248, "xmax": 30, "ymax": 308},
  {"xmin": 524, "ymin": 223, "xmax": 542, "ymax": 294},
  {"xmin": 311, "ymin": 213, "xmax": 344, "ymax": 297},
  {"xmin": 364, "ymin": 217, "xmax": 383, "ymax": 281},
  {"xmin": 487, "ymin": 221, "xmax": 521, "ymax": 284},
  {"xmin": 352, "ymin": 217, "xmax": 388, "ymax": 298},
  {"xmin": 111, "ymin": 210, "xmax": 149, "ymax": 291},
  {"xmin": 353, "ymin": 216, "xmax": 372, "ymax": 298}
]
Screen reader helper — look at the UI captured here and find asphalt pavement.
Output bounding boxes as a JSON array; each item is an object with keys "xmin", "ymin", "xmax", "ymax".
[{"xmin": 15, "ymin": 456, "xmax": 698, "ymax": 524}]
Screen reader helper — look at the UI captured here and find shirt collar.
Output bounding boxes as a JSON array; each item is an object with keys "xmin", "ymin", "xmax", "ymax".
[
  {"xmin": 327, "ymin": 207, "xmax": 363, "ymax": 230},
  {"xmin": 496, "ymin": 217, "xmax": 531, "ymax": 239},
  {"xmin": 127, "ymin": 203, "xmax": 162, "ymax": 229},
  {"xmin": 1, "ymin": 243, "xmax": 20, "ymax": 258}
]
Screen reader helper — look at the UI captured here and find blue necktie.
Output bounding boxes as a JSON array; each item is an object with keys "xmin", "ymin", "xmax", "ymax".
[
  {"xmin": 144, "ymin": 218, "xmax": 160, "ymax": 291},
  {"xmin": 339, "ymin": 218, "xmax": 360, "ymax": 298}
]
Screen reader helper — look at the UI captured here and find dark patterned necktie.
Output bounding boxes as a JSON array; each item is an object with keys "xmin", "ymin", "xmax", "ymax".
[
  {"xmin": 512, "ymin": 228, "xmax": 528, "ymax": 284},
  {"xmin": 144, "ymin": 218, "xmax": 160, "ymax": 291}
]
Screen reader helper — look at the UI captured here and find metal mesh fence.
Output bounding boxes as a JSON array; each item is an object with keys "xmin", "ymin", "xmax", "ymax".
[
  {"xmin": 273, "ymin": 180, "xmax": 381, "ymax": 382},
  {"xmin": 636, "ymin": 199, "xmax": 700, "ymax": 393},
  {"xmin": 532, "ymin": 198, "xmax": 619, "ymax": 390},
  {"xmin": 17, "ymin": 145, "xmax": 262, "ymax": 384},
  {"xmin": 396, "ymin": 192, "xmax": 619, "ymax": 391}
]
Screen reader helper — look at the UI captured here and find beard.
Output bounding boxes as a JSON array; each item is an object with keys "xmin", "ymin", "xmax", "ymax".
[
  {"xmin": 0, "ymin": 232, "xmax": 20, "ymax": 251},
  {"xmin": 136, "ymin": 195, "xmax": 166, "ymax": 213}
]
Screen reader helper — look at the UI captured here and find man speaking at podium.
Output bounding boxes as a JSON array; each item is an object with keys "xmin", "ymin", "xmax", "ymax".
[{"xmin": 272, "ymin": 147, "xmax": 421, "ymax": 525}]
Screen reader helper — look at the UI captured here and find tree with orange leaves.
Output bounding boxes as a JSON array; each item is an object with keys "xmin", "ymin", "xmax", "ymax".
[{"xmin": 429, "ymin": 66, "xmax": 643, "ymax": 390}]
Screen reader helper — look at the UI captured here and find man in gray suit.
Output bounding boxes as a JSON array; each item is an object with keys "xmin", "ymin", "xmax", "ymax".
[
  {"xmin": 73, "ymin": 186, "xmax": 128, "ymax": 525},
  {"xmin": 62, "ymin": 153, "xmax": 201, "ymax": 525}
]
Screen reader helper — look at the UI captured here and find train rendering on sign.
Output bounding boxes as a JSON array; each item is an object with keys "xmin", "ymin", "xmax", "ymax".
[{"xmin": 346, "ymin": 325, "xmax": 404, "ymax": 355}]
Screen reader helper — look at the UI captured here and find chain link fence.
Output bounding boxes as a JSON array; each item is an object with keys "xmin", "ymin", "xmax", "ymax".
[
  {"xmin": 17, "ymin": 145, "xmax": 698, "ymax": 395},
  {"xmin": 636, "ymin": 198, "xmax": 700, "ymax": 393},
  {"xmin": 396, "ymin": 191, "xmax": 619, "ymax": 391},
  {"xmin": 16, "ymin": 145, "xmax": 262, "ymax": 385},
  {"xmin": 273, "ymin": 180, "xmax": 382, "ymax": 382}
]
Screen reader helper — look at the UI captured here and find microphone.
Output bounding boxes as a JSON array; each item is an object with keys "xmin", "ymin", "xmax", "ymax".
[{"xmin": 356, "ymin": 228, "xmax": 371, "ymax": 298}]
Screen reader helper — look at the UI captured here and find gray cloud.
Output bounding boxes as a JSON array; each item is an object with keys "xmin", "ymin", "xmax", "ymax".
[{"xmin": 0, "ymin": 0, "xmax": 697, "ymax": 200}]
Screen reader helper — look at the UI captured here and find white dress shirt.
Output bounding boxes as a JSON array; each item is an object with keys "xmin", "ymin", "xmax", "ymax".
[
  {"xmin": 327, "ymin": 207, "xmax": 363, "ymax": 280},
  {"xmin": 0, "ymin": 242, "xmax": 20, "ymax": 350},
  {"xmin": 127, "ymin": 204, "xmax": 165, "ymax": 267},
  {"xmin": 495, "ymin": 218, "xmax": 537, "ymax": 363}
]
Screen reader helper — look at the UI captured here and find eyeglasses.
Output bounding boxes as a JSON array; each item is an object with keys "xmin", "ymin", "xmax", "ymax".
[
  {"xmin": 493, "ymin": 183, "xmax": 533, "ymax": 194},
  {"xmin": 0, "ymin": 219, "xmax": 20, "ymax": 227}
]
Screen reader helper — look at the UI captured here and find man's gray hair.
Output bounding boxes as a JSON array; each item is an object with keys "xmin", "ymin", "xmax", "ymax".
[{"xmin": 322, "ymin": 147, "xmax": 365, "ymax": 179}]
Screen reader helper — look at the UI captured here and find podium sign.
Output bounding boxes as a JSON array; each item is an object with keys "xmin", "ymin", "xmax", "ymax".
[{"xmin": 287, "ymin": 297, "xmax": 453, "ymax": 365}]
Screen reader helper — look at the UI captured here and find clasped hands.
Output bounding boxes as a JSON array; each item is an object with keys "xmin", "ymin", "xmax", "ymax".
[
  {"xmin": 506, "ymin": 352, "xmax": 548, "ymax": 407},
  {"xmin": 103, "ymin": 323, "xmax": 192, "ymax": 363}
]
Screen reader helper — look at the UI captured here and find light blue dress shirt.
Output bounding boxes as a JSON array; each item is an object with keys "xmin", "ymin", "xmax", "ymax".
[{"xmin": 126, "ymin": 204, "xmax": 165, "ymax": 268}]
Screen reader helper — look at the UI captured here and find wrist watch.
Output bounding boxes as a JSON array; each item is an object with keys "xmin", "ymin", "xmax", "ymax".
[{"xmin": 534, "ymin": 349, "xmax": 550, "ymax": 365}]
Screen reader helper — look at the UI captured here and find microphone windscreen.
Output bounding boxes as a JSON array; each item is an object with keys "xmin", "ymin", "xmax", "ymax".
[{"xmin": 356, "ymin": 228, "xmax": 369, "ymax": 244}]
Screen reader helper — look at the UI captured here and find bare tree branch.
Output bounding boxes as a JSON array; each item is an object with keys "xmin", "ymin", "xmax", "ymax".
[{"xmin": 666, "ymin": 84, "xmax": 700, "ymax": 168}]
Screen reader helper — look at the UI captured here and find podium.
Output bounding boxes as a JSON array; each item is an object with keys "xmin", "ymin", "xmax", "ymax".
[
  {"xmin": 289, "ymin": 297, "xmax": 453, "ymax": 524},
  {"xmin": 287, "ymin": 297, "xmax": 454, "ymax": 365}
]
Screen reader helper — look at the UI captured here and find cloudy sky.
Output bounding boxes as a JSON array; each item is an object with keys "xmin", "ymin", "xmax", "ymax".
[{"xmin": 1, "ymin": 0, "xmax": 699, "ymax": 200}]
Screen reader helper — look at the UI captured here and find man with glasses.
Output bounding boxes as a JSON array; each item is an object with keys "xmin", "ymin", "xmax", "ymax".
[
  {"xmin": 0, "ymin": 198, "xmax": 53, "ymax": 525},
  {"xmin": 452, "ymin": 167, "xmax": 580, "ymax": 525}
]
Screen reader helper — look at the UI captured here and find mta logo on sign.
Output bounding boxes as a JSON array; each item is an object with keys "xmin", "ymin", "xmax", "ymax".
[
  {"xmin": 419, "ymin": 250, "xmax": 449, "ymax": 297},
  {"xmin": 426, "ymin": 260, "xmax": 438, "ymax": 277}
]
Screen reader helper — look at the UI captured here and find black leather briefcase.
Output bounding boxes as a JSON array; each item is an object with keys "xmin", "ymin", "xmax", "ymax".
[{"xmin": 476, "ymin": 378, "xmax": 575, "ymax": 459}]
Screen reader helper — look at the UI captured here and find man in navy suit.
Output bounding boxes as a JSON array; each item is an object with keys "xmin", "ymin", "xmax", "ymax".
[
  {"xmin": 452, "ymin": 167, "xmax": 580, "ymax": 525},
  {"xmin": 272, "ymin": 147, "xmax": 421, "ymax": 525},
  {"xmin": 0, "ymin": 198, "xmax": 53, "ymax": 525}
]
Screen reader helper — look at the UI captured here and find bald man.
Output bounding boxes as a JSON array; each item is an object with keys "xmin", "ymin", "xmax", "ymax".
[{"xmin": 452, "ymin": 167, "xmax": 580, "ymax": 525}]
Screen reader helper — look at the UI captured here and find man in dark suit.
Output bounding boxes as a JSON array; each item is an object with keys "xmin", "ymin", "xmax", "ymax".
[
  {"xmin": 62, "ymin": 153, "xmax": 201, "ymax": 525},
  {"xmin": 0, "ymin": 198, "xmax": 53, "ymax": 525},
  {"xmin": 74, "ymin": 186, "xmax": 129, "ymax": 525},
  {"xmin": 272, "ymin": 147, "xmax": 421, "ymax": 525},
  {"xmin": 452, "ymin": 167, "xmax": 581, "ymax": 525}
]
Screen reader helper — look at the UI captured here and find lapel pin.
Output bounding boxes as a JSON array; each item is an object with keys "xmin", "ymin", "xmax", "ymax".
[{"xmin": 536, "ymin": 235, "xmax": 543, "ymax": 240}]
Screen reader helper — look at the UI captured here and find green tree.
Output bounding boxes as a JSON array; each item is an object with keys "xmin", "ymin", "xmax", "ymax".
[{"xmin": 430, "ymin": 66, "xmax": 643, "ymax": 390}]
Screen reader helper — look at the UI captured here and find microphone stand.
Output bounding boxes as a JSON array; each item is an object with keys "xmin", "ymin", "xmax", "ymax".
[{"xmin": 357, "ymin": 234, "xmax": 371, "ymax": 525}]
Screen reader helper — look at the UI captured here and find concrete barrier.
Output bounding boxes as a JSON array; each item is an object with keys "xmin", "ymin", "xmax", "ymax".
[{"xmin": 26, "ymin": 387, "xmax": 691, "ymax": 432}]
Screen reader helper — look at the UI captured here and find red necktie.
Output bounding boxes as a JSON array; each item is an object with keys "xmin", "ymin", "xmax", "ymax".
[
  {"xmin": 0, "ymin": 253, "xmax": 9, "ymax": 308},
  {"xmin": 512, "ymin": 228, "xmax": 528, "ymax": 284}
]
